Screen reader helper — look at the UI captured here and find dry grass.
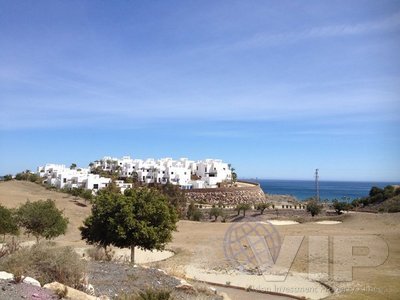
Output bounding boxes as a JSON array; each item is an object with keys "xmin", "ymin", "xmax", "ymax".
[
  {"xmin": 1, "ymin": 181, "xmax": 400, "ymax": 299},
  {"xmin": 0, "ymin": 242, "xmax": 86, "ymax": 288}
]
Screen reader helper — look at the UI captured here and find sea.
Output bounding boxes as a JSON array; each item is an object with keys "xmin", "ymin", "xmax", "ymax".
[{"xmin": 247, "ymin": 179, "xmax": 399, "ymax": 202}]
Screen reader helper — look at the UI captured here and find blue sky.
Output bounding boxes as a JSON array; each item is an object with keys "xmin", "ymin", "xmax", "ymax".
[{"xmin": 0, "ymin": 0, "xmax": 399, "ymax": 181}]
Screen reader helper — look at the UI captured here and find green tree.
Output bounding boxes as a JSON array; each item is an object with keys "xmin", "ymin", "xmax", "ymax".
[
  {"xmin": 17, "ymin": 199, "xmax": 68, "ymax": 243},
  {"xmin": 82, "ymin": 190, "xmax": 93, "ymax": 204},
  {"xmin": 71, "ymin": 187, "xmax": 84, "ymax": 197},
  {"xmin": 0, "ymin": 205, "xmax": 19, "ymax": 240},
  {"xmin": 2, "ymin": 174, "xmax": 13, "ymax": 181},
  {"xmin": 256, "ymin": 203, "xmax": 270, "ymax": 214},
  {"xmin": 306, "ymin": 200, "xmax": 322, "ymax": 217},
  {"xmin": 70, "ymin": 163, "xmax": 77, "ymax": 170},
  {"xmin": 236, "ymin": 203, "xmax": 252, "ymax": 216},
  {"xmin": 209, "ymin": 207, "xmax": 223, "ymax": 221},
  {"xmin": 80, "ymin": 187, "xmax": 178, "ymax": 264},
  {"xmin": 152, "ymin": 183, "xmax": 186, "ymax": 218},
  {"xmin": 332, "ymin": 201, "xmax": 348, "ymax": 215}
]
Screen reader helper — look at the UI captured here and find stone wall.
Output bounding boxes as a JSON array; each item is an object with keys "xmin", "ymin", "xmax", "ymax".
[{"xmin": 184, "ymin": 181, "xmax": 266, "ymax": 205}]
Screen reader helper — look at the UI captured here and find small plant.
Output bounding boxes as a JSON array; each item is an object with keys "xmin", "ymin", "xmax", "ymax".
[
  {"xmin": 0, "ymin": 238, "xmax": 21, "ymax": 259},
  {"xmin": 87, "ymin": 246, "xmax": 115, "ymax": 261},
  {"xmin": 138, "ymin": 289, "xmax": 172, "ymax": 300}
]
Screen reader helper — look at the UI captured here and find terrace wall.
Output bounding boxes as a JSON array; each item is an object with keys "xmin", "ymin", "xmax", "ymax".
[{"xmin": 184, "ymin": 181, "xmax": 266, "ymax": 205}]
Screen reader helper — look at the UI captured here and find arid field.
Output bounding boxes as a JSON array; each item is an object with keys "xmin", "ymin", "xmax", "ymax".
[{"xmin": 1, "ymin": 181, "xmax": 399, "ymax": 299}]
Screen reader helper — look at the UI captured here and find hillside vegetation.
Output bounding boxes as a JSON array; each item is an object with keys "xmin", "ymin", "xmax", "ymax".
[{"xmin": 352, "ymin": 185, "xmax": 400, "ymax": 212}]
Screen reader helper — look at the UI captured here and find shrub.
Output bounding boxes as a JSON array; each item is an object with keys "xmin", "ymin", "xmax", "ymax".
[
  {"xmin": 137, "ymin": 289, "xmax": 172, "ymax": 300},
  {"xmin": 192, "ymin": 210, "xmax": 203, "ymax": 221},
  {"xmin": 117, "ymin": 289, "xmax": 172, "ymax": 300},
  {"xmin": 2, "ymin": 174, "xmax": 13, "ymax": 181},
  {"xmin": 0, "ymin": 243, "xmax": 86, "ymax": 288},
  {"xmin": 0, "ymin": 238, "xmax": 21, "ymax": 259},
  {"xmin": 306, "ymin": 200, "xmax": 322, "ymax": 217},
  {"xmin": 0, "ymin": 205, "xmax": 19, "ymax": 239},
  {"xmin": 86, "ymin": 246, "xmax": 114, "ymax": 261},
  {"xmin": 187, "ymin": 202, "xmax": 202, "ymax": 221}
]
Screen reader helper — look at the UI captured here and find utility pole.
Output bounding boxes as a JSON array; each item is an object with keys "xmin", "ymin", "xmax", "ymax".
[{"xmin": 315, "ymin": 169, "xmax": 320, "ymax": 201}]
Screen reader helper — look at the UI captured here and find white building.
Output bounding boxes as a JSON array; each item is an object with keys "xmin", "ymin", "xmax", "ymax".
[
  {"xmin": 91, "ymin": 156, "xmax": 232, "ymax": 189},
  {"xmin": 38, "ymin": 156, "xmax": 233, "ymax": 193}
]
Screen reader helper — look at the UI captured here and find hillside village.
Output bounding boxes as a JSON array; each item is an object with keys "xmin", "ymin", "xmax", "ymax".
[{"xmin": 37, "ymin": 156, "xmax": 233, "ymax": 193}]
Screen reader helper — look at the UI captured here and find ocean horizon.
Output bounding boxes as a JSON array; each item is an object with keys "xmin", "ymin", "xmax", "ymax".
[{"xmin": 243, "ymin": 179, "xmax": 399, "ymax": 201}]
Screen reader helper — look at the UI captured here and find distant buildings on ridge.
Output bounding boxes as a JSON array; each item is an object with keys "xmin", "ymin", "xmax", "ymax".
[{"xmin": 37, "ymin": 156, "xmax": 233, "ymax": 193}]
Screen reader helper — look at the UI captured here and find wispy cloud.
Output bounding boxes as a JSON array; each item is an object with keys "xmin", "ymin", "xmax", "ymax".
[{"xmin": 231, "ymin": 11, "xmax": 400, "ymax": 50}]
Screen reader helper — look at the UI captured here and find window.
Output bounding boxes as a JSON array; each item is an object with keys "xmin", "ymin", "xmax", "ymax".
[
  {"xmin": 93, "ymin": 184, "xmax": 99, "ymax": 189},
  {"xmin": 63, "ymin": 178, "xmax": 66, "ymax": 183},
  {"xmin": 171, "ymin": 172, "xmax": 174, "ymax": 175},
  {"xmin": 184, "ymin": 172, "xmax": 186, "ymax": 175}
]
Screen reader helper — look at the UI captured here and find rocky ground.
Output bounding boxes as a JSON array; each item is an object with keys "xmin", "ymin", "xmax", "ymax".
[
  {"xmin": 0, "ymin": 279, "xmax": 58, "ymax": 300},
  {"xmin": 87, "ymin": 261, "xmax": 222, "ymax": 300},
  {"xmin": 0, "ymin": 262, "xmax": 223, "ymax": 300}
]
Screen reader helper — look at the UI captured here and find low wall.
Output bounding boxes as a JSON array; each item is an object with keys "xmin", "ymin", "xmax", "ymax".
[{"xmin": 184, "ymin": 181, "xmax": 266, "ymax": 205}]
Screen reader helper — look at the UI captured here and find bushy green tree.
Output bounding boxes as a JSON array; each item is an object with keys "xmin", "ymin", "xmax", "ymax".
[
  {"xmin": 306, "ymin": 200, "xmax": 322, "ymax": 217},
  {"xmin": 256, "ymin": 203, "xmax": 270, "ymax": 214},
  {"xmin": 80, "ymin": 187, "xmax": 178, "ymax": 264},
  {"xmin": 209, "ymin": 207, "xmax": 223, "ymax": 221},
  {"xmin": 81, "ymin": 190, "xmax": 93, "ymax": 204},
  {"xmin": 0, "ymin": 205, "xmax": 19, "ymax": 240},
  {"xmin": 17, "ymin": 199, "xmax": 68, "ymax": 243},
  {"xmin": 332, "ymin": 201, "xmax": 349, "ymax": 215},
  {"xmin": 2, "ymin": 174, "xmax": 13, "ymax": 181}
]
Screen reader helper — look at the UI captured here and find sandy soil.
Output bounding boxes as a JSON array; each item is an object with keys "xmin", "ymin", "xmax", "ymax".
[
  {"xmin": 260, "ymin": 220, "xmax": 300, "ymax": 225},
  {"xmin": 156, "ymin": 214, "xmax": 400, "ymax": 299},
  {"xmin": 1, "ymin": 181, "xmax": 400, "ymax": 299},
  {"xmin": 315, "ymin": 221, "xmax": 342, "ymax": 225}
]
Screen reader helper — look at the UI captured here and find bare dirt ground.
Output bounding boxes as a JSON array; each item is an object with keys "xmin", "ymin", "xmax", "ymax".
[{"xmin": 1, "ymin": 181, "xmax": 399, "ymax": 299}]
